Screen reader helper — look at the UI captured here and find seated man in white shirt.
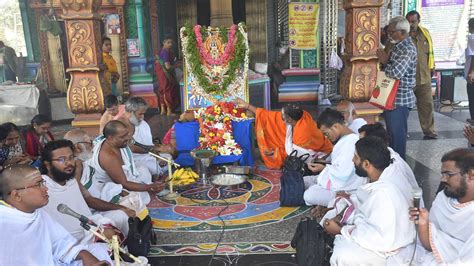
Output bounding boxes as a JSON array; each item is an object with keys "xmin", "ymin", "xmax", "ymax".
[
  {"xmin": 0, "ymin": 164, "xmax": 110, "ymax": 265},
  {"xmin": 391, "ymin": 148, "xmax": 474, "ymax": 265},
  {"xmin": 326, "ymin": 136, "xmax": 415, "ymax": 265},
  {"xmin": 118, "ymin": 97, "xmax": 171, "ymax": 176},
  {"xmin": 40, "ymin": 140, "xmax": 134, "ymax": 243},
  {"xmin": 358, "ymin": 122, "xmax": 423, "ymax": 205},
  {"xmin": 303, "ymin": 108, "xmax": 366, "ymax": 207}
]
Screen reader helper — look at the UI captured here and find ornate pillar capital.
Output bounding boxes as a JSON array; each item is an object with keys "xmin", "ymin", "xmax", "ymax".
[{"xmin": 60, "ymin": 0, "xmax": 101, "ymax": 19}]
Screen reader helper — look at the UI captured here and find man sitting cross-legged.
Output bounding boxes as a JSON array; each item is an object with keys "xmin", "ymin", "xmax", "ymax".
[
  {"xmin": 326, "ymin": 136, "xmax": 415, "ymax": 265},
  {"xmin": 64, "ymin": 129, "xmax": 148, "ymax": 219},
  {"xmin": 303, "ymin": 108, "xmax": 366, "ymax": 207},
  {"xmin": 40, "ymin": 140, "xmax": 134, "ymax": 243},
  {"xmin": 390, "ymin": 148, "xmax": 474, "ymax": 265},
  {"xmin": 117, "ymin": 97, "xmax": 172, "ymax": 177},
  {"xmin": 90, "ymin": 120, "xmax": 164, "ymax": 205},
  {"xmin": 0, "ymin": 165, "xmax": 110, "ymax": 265}
]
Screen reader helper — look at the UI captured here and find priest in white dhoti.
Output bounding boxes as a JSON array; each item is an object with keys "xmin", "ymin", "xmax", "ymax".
[
  {"xmin": 90, "ymin": 120, "xmax": 164, "ymax": 206},
  {"xmin": 120, "ymin": 97, "xmax": 172, "ymax": 176},
  {"xmin": 390, "ymin": 148, "xmax": 474, "ymax": 265},
  {"xmin": 326, "ymin": 137, "xmax": 416, "ymax": 265},
  {"xmin": 0, "ymin": 165, "xmax": 110, "ymax": 265},
  {"xmin": 358, "ymin": 122, "xmax": 424, "ymax": 206},
  {"xmin": 40, "ymin": 140, "xmax": 134, "ymax": 242},
  {"xmin": 303, "ymin": 108, "xmax": 367, "ymax": 207},
  {"xmin": 64, "ymin": 129, "xmax": 149, "ymax": 220}
]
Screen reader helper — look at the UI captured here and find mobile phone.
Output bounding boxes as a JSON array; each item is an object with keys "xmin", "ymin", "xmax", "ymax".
[{"xmin": 312, "ymin": 159, "xmax": 331, "ymax": 165}]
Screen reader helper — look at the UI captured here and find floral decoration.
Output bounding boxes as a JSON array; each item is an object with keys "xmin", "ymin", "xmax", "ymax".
[
  {"xmin": 194, "ymin": 102, "xmax": 248, "ymax": 156},
  {"xmin": 180, "ymin": 23, "xmax": 249, "ymax": 97}
]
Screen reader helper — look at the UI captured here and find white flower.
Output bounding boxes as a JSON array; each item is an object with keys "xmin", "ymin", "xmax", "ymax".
[
  {"xmin": 225, "ymin": 139, "xmax": 236, "ymax": 147},
  {"xmin": 233, "ymin": 148, "xmax": 242, "ymax": 155},
  {"xmin": 214, "ymin": 123, "xmax": 224, "ymax": 130},
  {"xmin": 222, "ymin": 132, "xmax": 232, "ymax": 140},
  {"xmin": 218, "ymin": 146, "xmax": 231, "ymax": 156}
]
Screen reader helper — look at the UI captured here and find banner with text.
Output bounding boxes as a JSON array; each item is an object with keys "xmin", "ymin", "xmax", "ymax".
[
  {"xmin": 420, "ymin": 0, "xmax": 468, "ymax": 62},
  {"xmin": 288, "ymin": 3, "xmax": 319, "ymax": 50}
]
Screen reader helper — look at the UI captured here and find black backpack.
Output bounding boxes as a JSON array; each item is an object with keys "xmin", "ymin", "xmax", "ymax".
[
  {"xmin": 126, "ymin": 215, "xmax": 157, "ymax": 257},
  {"xmin": 280, "ymin": 150, "xmax": 309, "ymax": 206},
  {"xmin": 291, "ymin": 217, "xmax": 332, "ymax": 266}
]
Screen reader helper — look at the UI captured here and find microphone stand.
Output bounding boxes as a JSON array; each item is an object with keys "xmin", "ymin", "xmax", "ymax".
[
  {"xmin": 80, "ymin": 222, "xmax": 143, "ymax": 265},
  {"xmin": 146, "ymin": 151, "xmax": 180, "ymax": 200}
]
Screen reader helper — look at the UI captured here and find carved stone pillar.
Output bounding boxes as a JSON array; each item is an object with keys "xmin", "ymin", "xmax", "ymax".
[
  {"xmin": 339, "ymin": 0, "xmax": 384, "ymax": 122},
  {"xmin": 60, "ymin": 0, "xmax": 104, "ymax": 136},
  {"xmin": 210, "ymin": 0, "xmax": 233, "ymax": 27}
]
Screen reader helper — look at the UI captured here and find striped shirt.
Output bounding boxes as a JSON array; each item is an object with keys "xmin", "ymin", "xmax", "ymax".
[{"xmin": 385, "ymin": 37, "xmax": 417, "ymax": 108}]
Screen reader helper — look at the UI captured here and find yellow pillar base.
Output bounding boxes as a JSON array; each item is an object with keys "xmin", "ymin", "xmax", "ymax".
[{"xmin": 71, "ymin": 113, "xmax": 102, "ymax": 138}]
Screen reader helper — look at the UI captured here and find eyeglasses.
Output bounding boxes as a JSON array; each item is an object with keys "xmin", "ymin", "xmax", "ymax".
[
  {"xmin": 51, "ymin": 156, "xmax": 76, "ymax": 164},
  {"xmin": 441, "ymin": 171, "xmax": 462, "ymax": 178},
  {"xmin": 387, "ymin": 29, "xmax": 402, "ymax": 35},
  {"xmin": 9, "ymin": 179, "xmax": 46, "ymax": 194}
]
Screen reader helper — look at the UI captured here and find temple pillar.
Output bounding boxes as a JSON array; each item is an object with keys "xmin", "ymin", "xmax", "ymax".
[
  {"xmin": 60, "ymin": 0, "xmax": 104, "ymax": 136},
  {"xmin": 210, "ymin": 0, "xmax": 233, "ymax": 27},
  {"xmin": 134, "ymin": 0, "xmax": 147, "ymax": 59},
  {"xmin": 338, "ymin": 0, "xmax": 384, "ymax": 122}
]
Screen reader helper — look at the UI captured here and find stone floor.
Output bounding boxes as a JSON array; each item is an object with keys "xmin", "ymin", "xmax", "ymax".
[{"xmin": 50, "ymin": 106, "xmax": 471, "ymax": 265}]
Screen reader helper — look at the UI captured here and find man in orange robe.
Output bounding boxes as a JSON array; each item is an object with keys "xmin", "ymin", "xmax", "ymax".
[{"xmin": 235, "ymin": 98, "xmax": 333, "ymax": 169}]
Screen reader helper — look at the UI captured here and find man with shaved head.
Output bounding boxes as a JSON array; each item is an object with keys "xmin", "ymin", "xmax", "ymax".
[
  {"xmin": 0, "ymin": 165, "xmax": 110, "ymax": 265},
  {"xmin": 89, "ymin": 120, "xmax": 163, "ymax": 205}
]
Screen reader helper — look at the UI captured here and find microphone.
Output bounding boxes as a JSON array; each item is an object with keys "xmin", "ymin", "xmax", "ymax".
[
  {"xmin": 57, "ymin": 204, "xmax": 97, "ymax": 227},
  {"xmin": 412, "ymin": 188, "xmax": 422, "ymax": 222},
  {"xmin": 129, "ymin": 139, "xmax": 154, "ymax": 152}
]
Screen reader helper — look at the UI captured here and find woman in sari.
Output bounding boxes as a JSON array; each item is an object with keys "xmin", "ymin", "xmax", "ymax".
[
  {"xmin": 24, "ymin": 114, "xmax": 54, "ymax": 158},
  {"xmin": 155, "ymin": 37, "xmax": 179, "ymax": 116}
]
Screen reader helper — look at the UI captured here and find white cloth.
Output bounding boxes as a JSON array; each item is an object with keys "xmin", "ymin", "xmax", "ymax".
[
  {"xmin": 90, "ymin": 139, "xmax": 151, "ymax": 205},
  {"xmin": 348, "ymin": 118, "xmax": 367, "ymax": 134},
  {"xmin": 0, "ymin": 201, "xmax": 111, "ymax": 265},
  {"xmin": 464, "ymin": 33, "xmax": 474, "ymax": 79},
  {"xmin": 389, "ymin": 192, "xmax": 474, "ymax": 265},
  {"xmin": 303, "ymin": 133, "xmax": 367, "ymax": 206},
  {"xmin": 132, "ymin": 120, "xmax": 170, "ymax": 176},
  {"xmin": 284, "ymin": 124, "xmax": 326, "ymax": 162},
  {"xmin": 387, "ymin": 147, "xmax": 424, "ymax": 207},
  {"xmin": 41, "ymin": 174, "xmax": 128, "ymax": 242},
  {"xmin": 0, "ymin": 84, "xmax": 39, "ymax": 108},
  {"xmin": 330, "ymin": 164, "xmax": 416, "ymax": 264}
]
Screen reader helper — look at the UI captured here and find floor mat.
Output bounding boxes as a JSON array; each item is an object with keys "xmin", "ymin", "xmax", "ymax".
[
  {"xmin": 148, "ymin": 167, "xmax": 309, "ymax": 232},
  {"xmin": 149, "ymin": 241, "xmax": 295, "ymax": 257}
]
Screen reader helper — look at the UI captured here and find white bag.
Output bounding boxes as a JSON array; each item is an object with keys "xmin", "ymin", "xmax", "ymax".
[{"xmin": 329, "ymin": 49, "xmax": 343, "ymax": 70}]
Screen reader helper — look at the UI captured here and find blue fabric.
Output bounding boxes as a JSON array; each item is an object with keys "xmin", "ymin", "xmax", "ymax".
[
  {"xmin": 174, "ymin": 120, "xmax": 254, "ymax": 167},
  {"xmin": 384, "ymin": 106, "xmax": 410, "ymax": 159}
]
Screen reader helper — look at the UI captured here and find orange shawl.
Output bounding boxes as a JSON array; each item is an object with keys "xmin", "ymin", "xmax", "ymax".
[{"xmin": 255, "ymin": 108, "xmax": 333, "ymax": 169}]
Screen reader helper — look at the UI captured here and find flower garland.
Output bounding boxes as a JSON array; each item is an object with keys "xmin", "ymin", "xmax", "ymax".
[
  {"xmin": 194, "ymin": 24, "xmax": 237, "ymax": 66},
  {"xmin": 194, "ymin": 102, "xmax": 248, "ymax": 156},
  {"xmin": 180, "ymin": 23, "xmax": 249, "ymax": 96}
]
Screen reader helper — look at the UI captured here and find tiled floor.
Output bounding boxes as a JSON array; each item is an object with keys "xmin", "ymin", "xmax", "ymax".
[{"xmin": 50, "ymin": 106, "xmax": 472, "ymax": 265}]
